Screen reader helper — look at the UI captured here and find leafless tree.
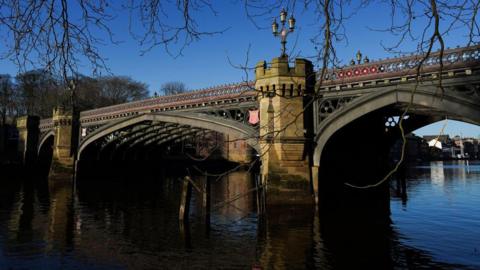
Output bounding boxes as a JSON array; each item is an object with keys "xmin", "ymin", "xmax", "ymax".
[
  {"xmin": 126, "ymin": 0, "xmax": 227, "ymax": 57},
  {"xmin": 0, "ymin": 75, "xmax": 17, "ymax": 125},
  {"xmin": 75, "ymin": 75, "xmax": 148, "ymax": 109},
  {"xmin": 160, "ymin": 81, "xmax": 188, "ymax": 96},
  {"xmin": 0, "ymin": 0, "xmax": 117, "ymax": 82},
  {"xmin": 15, "ymin": 70, "xmax": 61, "ymax": 118},
  {"xmin": 0, "ymin": 0, "xmax": 227, "ymax": 82},
  {"xmin": 98, "ymin": 76, "xmax": 149, "ymax": 106},
  {"xmin": 1, "ymin": 1, "xmax": 478, "ymax": 82}
]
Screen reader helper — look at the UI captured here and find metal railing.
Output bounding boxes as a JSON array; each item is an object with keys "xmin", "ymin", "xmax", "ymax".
[
  {"xmin": 318, "ymin": 44, "xmax": 480, "ymax": 87},
  {"xmin": 80, "ymin": 81, "xmax": 256, "ymax": 120}
]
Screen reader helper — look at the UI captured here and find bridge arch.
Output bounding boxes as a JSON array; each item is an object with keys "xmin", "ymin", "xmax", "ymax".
[
  {"xmin": 78, "ymin": 112, "xmax": 260, "ymax": 160},
  {"xmin": 313, "ymin": 85, "xmax": 480, "ymax": 167},
  {"xmin": 38, "ymin": 130, "xmax": 55, "ymax": 155}
]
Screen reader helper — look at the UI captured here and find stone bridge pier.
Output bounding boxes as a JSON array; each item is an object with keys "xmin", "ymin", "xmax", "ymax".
[
  {"xmin": 256, "ymin": 57, "xmax": 315, "ymax": 206},
  {"xmin": 16, "ymin": 115, "xmax": 40, "ymax": 167},
  {"xmin": 50, "ymin": 107, "xmax": 75, "ymax": 176},
  {"xmin": 16, "ymin": 107, "xmax": 76, "ymax": 177}
]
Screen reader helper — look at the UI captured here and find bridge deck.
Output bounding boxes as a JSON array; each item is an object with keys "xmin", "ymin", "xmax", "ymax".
[{"xmin": 80, "ymin": 82, "xmax": 257, "ymax": 126}]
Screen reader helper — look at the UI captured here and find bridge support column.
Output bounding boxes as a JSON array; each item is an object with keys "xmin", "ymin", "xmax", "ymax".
[
  {"xmin": 50, "ymin": 107, "xmax": 75, "ymax": 177},
  {"xmin": 223, "ymin": 135, "xmax": 251, "ymax": 164},
  {"xmin": 311, "ymin": 165, "xmax": 319, "ymax": 205},
  {"xmin": 256, "ymin": 57, "xmax": 315, "ymax": 206},
  {"xmin": 16, "ymin": 115, "xmax": 40, "ymax": 167}
]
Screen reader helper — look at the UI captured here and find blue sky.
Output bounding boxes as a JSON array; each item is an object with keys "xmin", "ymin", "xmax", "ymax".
[
  {"xmin": 414, "ymin": 120, "xmax": 480, "ymax": 139},
  {"xmin": 1, "ymin": 1, "xmax": 479, "ymax": 137}
]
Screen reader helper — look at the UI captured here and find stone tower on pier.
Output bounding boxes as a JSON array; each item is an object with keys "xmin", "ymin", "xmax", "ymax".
[{"xmin": 255, "ymin": 56, "xmax": 315, "ymax": 205}]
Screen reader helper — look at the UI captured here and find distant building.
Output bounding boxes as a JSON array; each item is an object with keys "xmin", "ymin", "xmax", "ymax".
[
  {"xmin": 422, "ymin": 134, "xmax": 480, "ymax": 160},
  {"xmin": 427, "ymin": 139, "xmax": 442, "ymax": 149}
]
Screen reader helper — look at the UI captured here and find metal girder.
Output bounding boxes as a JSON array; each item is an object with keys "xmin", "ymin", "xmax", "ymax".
[
  {"xmin": 139, "ymin": 126, "xmax": 194, "ymax": 147},
  {"xmin": 126, "ymin": 125, "xmax": 188, "ymax": 149},
  {"xmin": 168, "ymin": 130, "xmax": 211, "ymax": 146},
  {"xmin": 145, "ymin": 128, "xmax": 201, "ymax": 146},
  {"xmin": 102, "ymin": 122, "xmax": 155, "ymax": 147},
  {"xmin": 144, "ymin": 130, "xmax": 210, "ymax": 158},
  {"xmin": 128, "ymin": 127, "xmax": 199, "ymax": 160},
  {"xmin": 201, "ymin": 108, "xmax": 252, "ymax": 125},
  {"xmin": 114, "ymin": 123, "xmax": 178, "ymax": 150},
  {"xmin": 111, "ymin": 124, "xmax": 181, "ymax": 160},
  {"xmin": 99, "ymin": 122, "xmax": 154, "ymax": 151},
  {"xmin": 99, "ymin": 122, "xmax": 171, "ymax": 160}
]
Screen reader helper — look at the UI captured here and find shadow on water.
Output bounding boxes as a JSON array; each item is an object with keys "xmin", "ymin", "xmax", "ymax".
[
  {"xmin": 0, "ymin": 160, "xmax": 478, "ymax": 269},
  {"xmin": 312, "ymin": 202, "xmax": 471, "ymax": 269}
]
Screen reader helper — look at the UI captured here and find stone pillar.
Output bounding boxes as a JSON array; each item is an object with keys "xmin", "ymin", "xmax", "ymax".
[
  {"xmin": 311, "ymin": 165, "xmax": 319, "ymax": 205},
  {"xmin": 255, "ymin": 57, "xmax": 314, "ymax": 206},
  {"xmin": 50, "ymin": 107, "xmax": 75, "ymax": 176},
  {"xmin": 16, "ymin": 115, "xmax": 40, "ymax": 166},
  {"xmin": 223, "ymin": 134, "xmax": 251, "ymax": 164}
]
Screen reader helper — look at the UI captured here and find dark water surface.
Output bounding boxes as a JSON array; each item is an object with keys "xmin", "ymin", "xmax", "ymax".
[{"xmin": 0, "ymin": 160, "xmax": 479, "ymax": 269}]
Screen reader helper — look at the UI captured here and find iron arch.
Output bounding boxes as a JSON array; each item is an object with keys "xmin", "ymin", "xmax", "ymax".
[
  {"xmin": 37, "ymin": 130, "xmax": 55, "ymax": 155},
  {"xmin": 313, "ymin": 86, "xmax": 480, "ymax": 167},
  {"xmin": 78, "ymin": 112, "xmax": 259, "ymax": 159}
]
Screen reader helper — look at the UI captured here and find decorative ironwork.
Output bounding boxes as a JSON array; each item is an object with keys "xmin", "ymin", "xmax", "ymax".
[
  {"xmin": 199, "ymin": 107, "xmax": 258, "ymax": 127},
  {"xmin": 39, "ymin": 118, "xmax": 53, "ymax": 133},
  {"xmin": 317, "ymin": 96, "xmax": 358, "ymax": 123},
  {"xmin": 320, "ymin": 45, "xmax": 480, "ymax": 83},
  {"xmin": 385, "ymin": 116, "xmax": 398, "ymax": 128},
  {"xmin": 80, "ymin": 124, "xmax": 104, "ymax": 140}
]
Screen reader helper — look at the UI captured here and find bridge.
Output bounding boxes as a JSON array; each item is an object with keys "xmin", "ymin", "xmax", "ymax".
[{"xmin": 16, "ymin": 45, "xmax": 480, "ymax": 207}]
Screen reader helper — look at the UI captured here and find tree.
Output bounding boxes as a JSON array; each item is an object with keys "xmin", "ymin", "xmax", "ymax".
[
  {"xmin": 15, "ymin": 70, "xmax": 61, "ymax": 118},
  {"xmin": 98, "ymin": 76, "xmax": 149, "ymax": 106},
  {"xmin": 75, "ymin": 75, "xmax": 149, "ymax": 110},
  {"xmin": 0, "ymin": 74, "xmax": 16, "ymax": 125},
  {"xmin": 160, "ymin": 81, "xmax": 188, "ymax": 96},
  {"xmin": 75, "ymin": 75, "xmax": 103, "ymax": 111},
  {"xmin": 0, "ymin": 0, "xmax": 224, "ymax": 83}
]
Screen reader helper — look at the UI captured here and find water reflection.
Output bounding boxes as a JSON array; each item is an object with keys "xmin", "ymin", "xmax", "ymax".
[
  {"xmin": 430, "ymin": 161, "xmax": 445, "ymax": 186},
  {"xmin": 212, "ymin": 170, "xmax": 255, "ymax": 220},
  {"xmin": 257, "ymin": 207, "xmax": 314, "ymax": 269},
  {"xmin": 391, "ymin": 160, "xmax": 480, "ymax": 269},
  {"xmin": 0, "ymin": 161, "xmax": 478, "ymax": 269}
]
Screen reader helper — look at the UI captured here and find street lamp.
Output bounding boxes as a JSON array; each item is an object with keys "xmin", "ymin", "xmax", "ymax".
[
  {"xmin": 272, "ymin": 8, "xmax": 295, "ymax": 57},
  {"xmin": 356, "ymin": 50, "xmax": 362, "ymax": 64}
]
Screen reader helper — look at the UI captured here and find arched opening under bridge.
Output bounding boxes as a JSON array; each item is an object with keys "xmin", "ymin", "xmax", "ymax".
[
  {"xmin": 313, "ymin": 86, "xmax": 480, "ymax": 212},
  {"xmin": 76, "ymin": 112, "xmax": 260, "ymax": 181}
]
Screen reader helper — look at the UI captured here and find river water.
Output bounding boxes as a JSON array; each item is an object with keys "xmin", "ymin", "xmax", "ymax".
[{"xmin": 0, "ymin": 160, "xmax": 479, "ymax": 269}]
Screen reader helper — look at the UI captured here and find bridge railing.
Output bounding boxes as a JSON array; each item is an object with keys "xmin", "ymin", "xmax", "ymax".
[
  {"xmin": 39, "ymin": 118, "xmax": 53, "ymax": 133},
  {"xmin": 79, "ymin": 81, "xmax": 257, "ymax": 125},
  {"xmin": 318, "ymin": 44, "xmax": 480, "ymax": 91}
]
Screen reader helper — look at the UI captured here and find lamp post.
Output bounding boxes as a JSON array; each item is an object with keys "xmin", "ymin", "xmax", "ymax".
[
  {"xmin": 356, "ymin": 50, "xmax": 362, "ymax": 64},
  {"xmin": 272, "ymin": 8, "xmax": 295, "ymax": 58},
  {"xmin": 68, "ymin": 78, "xmax": 79, "ymax": 159}
]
